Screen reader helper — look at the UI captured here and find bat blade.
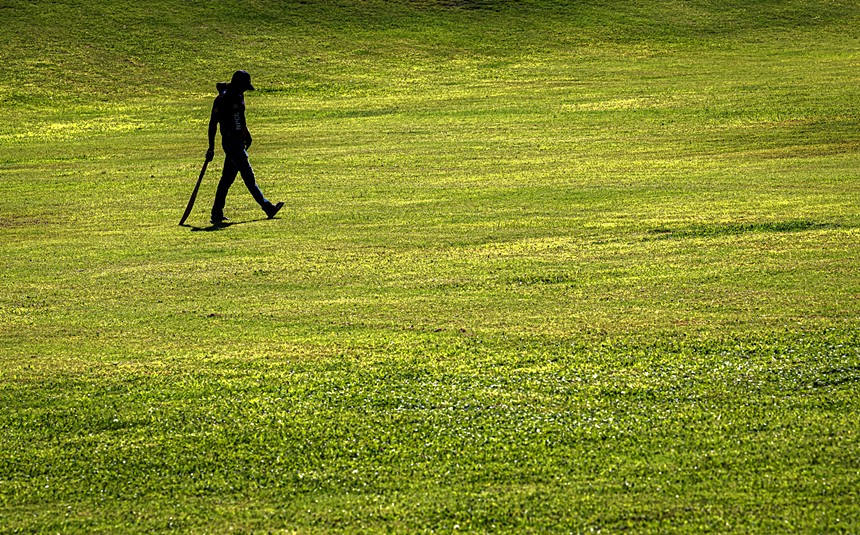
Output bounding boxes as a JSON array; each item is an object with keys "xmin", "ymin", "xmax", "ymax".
[{"xmin": 179, "ymin": 160, "xmax": 209, "ymax": 226}]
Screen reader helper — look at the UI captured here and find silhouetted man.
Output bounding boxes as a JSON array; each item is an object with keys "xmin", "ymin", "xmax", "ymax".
[{"xmin": 206, "ymin": 70, "xmax": 283, "ymax": 224}]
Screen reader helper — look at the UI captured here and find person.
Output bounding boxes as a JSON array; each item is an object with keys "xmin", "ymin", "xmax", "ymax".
[{"xmin": 206, "ymin": 70, "xmax": 283, "ymax": 224}]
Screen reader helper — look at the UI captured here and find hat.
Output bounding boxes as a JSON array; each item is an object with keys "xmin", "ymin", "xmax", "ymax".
[{"xmin": 231, "ymin": 70, "xmax": 255, "ymax": 91}]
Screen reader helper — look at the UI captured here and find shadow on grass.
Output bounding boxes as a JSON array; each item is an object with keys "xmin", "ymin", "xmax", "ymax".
[
  {"xmin": 646, "ymin": 220, "xmax": 841, "ymax": 240},
  {"xmin": 182, "ymin": 217, "xmax": 271, "ymax": 232}
]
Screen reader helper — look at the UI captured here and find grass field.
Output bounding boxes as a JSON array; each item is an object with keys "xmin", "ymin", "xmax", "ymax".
[{"xmin": 2, "ymin": 0, "xmax": 860, "ymax": 532}]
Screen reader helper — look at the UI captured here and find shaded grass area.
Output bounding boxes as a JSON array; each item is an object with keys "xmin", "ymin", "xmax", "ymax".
[
  {"xmin": 646, "ymin": 220, "xmax": 841, "ymax": 239},
  {"xmin": 2, "ymin": 0, "xmax": 859, "ymax": 103}
]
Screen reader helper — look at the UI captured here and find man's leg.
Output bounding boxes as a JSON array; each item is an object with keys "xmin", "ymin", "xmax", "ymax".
[
  {"xmin": 234, "ymin": 149, "xmax": 271, "ymax": 209},
  {"xmin": 236, "ymin": 154, "xmax": 283, "ymax": 218},
  {"xmin": 211, "ymin": 156, "xmax": 238, "ymax": 222}
]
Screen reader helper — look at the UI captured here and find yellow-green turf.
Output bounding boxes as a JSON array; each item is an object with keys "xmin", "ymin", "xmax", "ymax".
[{"xmin": 1, "ymin": 0, "xmax": 859, "ymax": 532}]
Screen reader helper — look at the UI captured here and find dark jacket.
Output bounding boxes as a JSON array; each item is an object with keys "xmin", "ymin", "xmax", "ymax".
[{"xmin": 212, "ymin": 87, "xmax": 249, "ymax": 142}]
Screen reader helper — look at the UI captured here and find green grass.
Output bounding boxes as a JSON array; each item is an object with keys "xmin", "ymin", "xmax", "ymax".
[{"xmin": 2, "ymin": 0, "xmax": 860, "ymax": 532}]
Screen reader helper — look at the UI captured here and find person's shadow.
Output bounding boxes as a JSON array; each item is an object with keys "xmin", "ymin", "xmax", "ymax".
[{"xmin": 183, "ymin": 217, "xmax": 270, "ymax": 232}]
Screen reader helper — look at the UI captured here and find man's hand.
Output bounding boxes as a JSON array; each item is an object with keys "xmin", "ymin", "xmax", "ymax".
[
  {"xmin": 205, "ymin": 148, "xmax": 215, "ymax": 162},
  {"xmin": 244, "ymin": 135, "xmax": 253, "ymax": 150}
]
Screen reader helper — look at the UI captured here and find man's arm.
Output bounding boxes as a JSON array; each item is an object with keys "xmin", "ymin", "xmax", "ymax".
[
  {"xmin": 206, "ymin": 102, "xmax": 218, "ymax": 161},
  {"xmin": 240, "ymin": 102, "xmax": 252, "ymax": 149}
]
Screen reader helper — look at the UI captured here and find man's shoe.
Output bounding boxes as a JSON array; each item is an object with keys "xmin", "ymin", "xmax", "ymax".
[
  {"xmin": 265, "ymin": 202, "xmax": 284, "ymax": 219},
  {"xmin": 211, "ymin": 215, "xmax": 230, "ymax": 225}
]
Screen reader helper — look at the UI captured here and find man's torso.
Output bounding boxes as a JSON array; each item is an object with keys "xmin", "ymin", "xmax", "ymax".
[{"xmin": 214, "ymin": 90, "xmax": 246, "ymax": 139}]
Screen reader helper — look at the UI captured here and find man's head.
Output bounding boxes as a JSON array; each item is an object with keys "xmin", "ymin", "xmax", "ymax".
[{"xmin": 230, "ymin": 70, "xmax": 256, "ymax": 92}]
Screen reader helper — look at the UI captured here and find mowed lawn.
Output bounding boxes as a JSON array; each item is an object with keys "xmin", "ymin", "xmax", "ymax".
[{"xmin": 1, "ymin": 0, "xmax": 859, "ymax": 532}]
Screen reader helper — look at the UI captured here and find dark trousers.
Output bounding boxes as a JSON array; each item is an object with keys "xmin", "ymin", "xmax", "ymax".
[{"xmin": 211, "ymin": 138, "xmax": 269, "ymax": 218}]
